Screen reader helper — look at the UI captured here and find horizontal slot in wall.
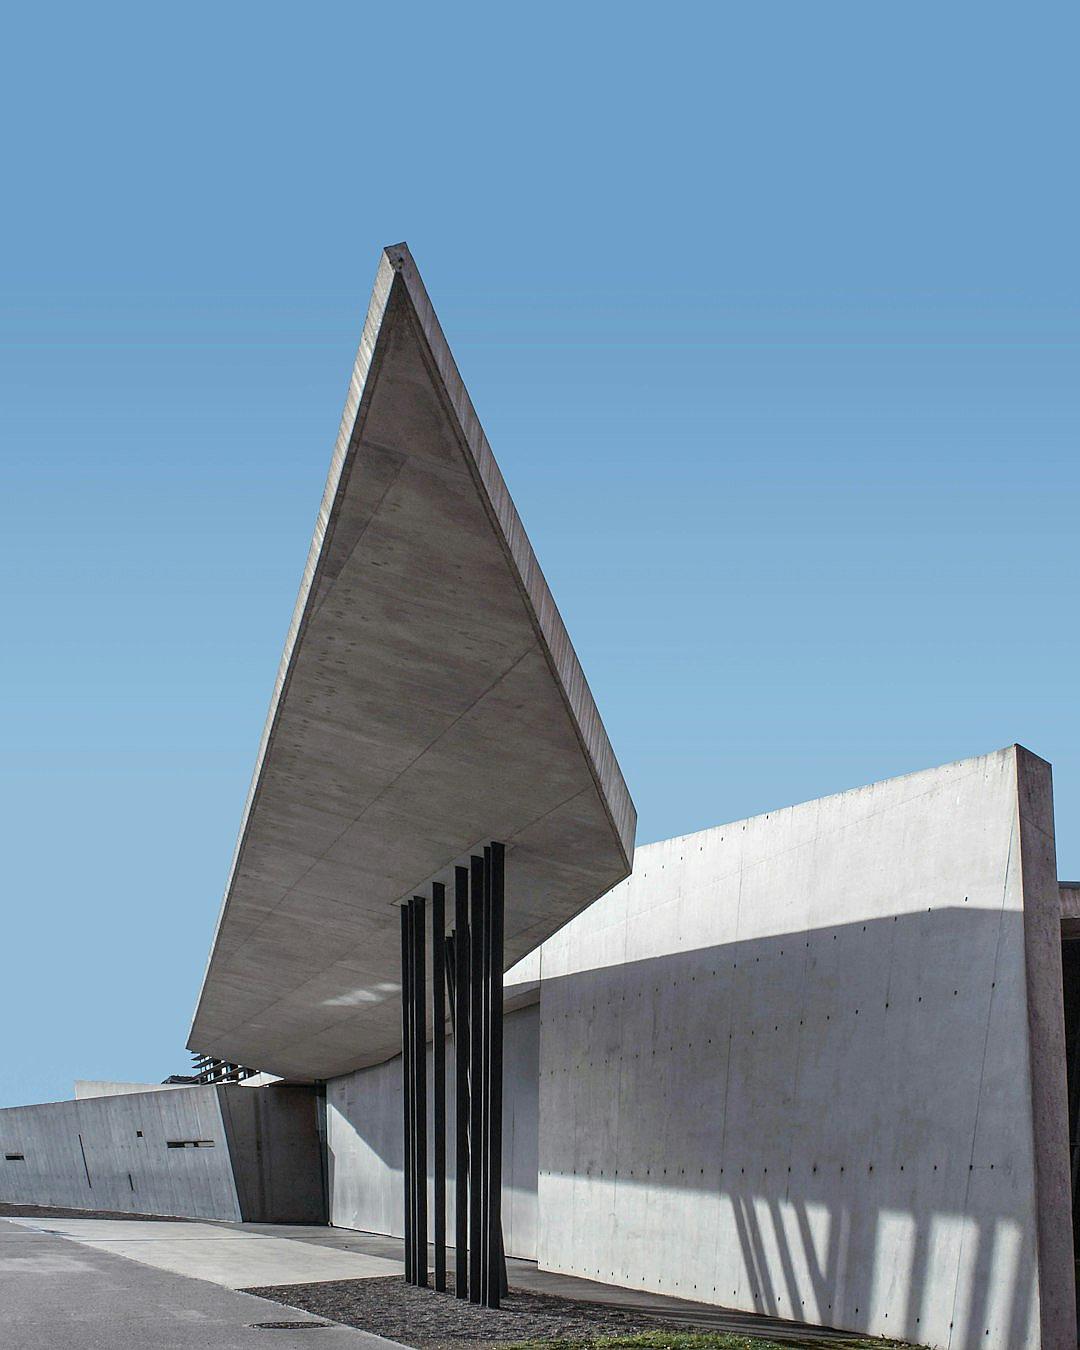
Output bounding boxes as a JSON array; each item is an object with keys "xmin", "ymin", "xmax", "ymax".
[{"xmin": 0, "ymin": 1084, "xmax": 240, "ymax": 1220}]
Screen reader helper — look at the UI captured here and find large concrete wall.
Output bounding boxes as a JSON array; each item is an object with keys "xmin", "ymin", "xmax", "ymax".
[
  {"xmin": 220, "ymin": 1083, "xmax": 326, "ymax": 1223},
  {"xmin": 534, "ymin": 747, "xmax": 1074, "ymax": 1350},
  {"xmin": 0, "ymin": 1085, "xmax": 241, "ymax": 1219},
  {"xmin": 326, "ymin": 1003, "xmax": 539, "ymax": 1258}
]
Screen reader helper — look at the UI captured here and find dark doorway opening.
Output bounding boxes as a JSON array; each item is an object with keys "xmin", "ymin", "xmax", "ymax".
[{"xmin": 1060, "ymin": 938, "xmax": 1080, "ymax": 1328}]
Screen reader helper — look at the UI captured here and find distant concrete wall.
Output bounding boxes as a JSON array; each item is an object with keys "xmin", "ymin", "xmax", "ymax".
[
  {"xmin": 0, "ymin": 1085, "xmax": 241, "ymax": 1219},
  {"xmin": 326, "ymin": 1003, "xmax": 539, "ymax": 1257},
  {"xmin": 534, "ymin": 747, "xmax": 1074, "ymax": 1350},
  {"xmin": 1060, "ymin": 881, "xmax": 1080, "ymax": 939},
  {"xmin": 73, "ymin": 1081, "xmax": 186, "ymax": 1099},
  {"xmin": 72, "ymin": 1076, "xmax": 283, "ymax": 1099}
]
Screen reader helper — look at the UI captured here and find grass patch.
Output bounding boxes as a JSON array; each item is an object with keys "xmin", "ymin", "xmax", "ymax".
[{"xmin": 496, "ymin": 1333, "xmax": 913, "ymax": 1350}]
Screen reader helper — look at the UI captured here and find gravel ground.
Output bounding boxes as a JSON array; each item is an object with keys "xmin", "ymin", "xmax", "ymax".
[
  {"xmin": 243, "ymin": 1276, "xmax": 893, "ymax": 1350},
  {"xmin": 0, "ymin": 1202, "xmax": 188, "ymax": 1221},
  {"xmin": 244, "ymin": 1275, "xmax": 707, "ymax": 1349}
]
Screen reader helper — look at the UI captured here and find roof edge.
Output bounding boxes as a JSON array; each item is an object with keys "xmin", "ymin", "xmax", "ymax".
[
  {"xmin": 189, "ymin": 243, "xmax": 636, "ymax": 1051},
  {"xmin": 385, "ymin": 241, "xmax": 636, "ymax": 868}
]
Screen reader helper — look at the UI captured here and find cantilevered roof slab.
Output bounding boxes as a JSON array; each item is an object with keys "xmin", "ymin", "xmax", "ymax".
[{"xmin": 189, "ymin": 244, "xmax": 635, "ymax": 1081}]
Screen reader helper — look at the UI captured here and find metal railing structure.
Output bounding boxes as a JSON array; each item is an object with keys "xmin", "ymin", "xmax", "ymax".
[{"xmin": 164, "ymin": 1053, "xmax": 258, "ymax": 1087}]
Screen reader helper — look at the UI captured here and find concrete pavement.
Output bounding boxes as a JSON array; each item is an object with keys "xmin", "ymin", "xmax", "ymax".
[
  {"xmin": 3, "ymin": 1215, "xmax": 402, "ymax": 1289},
  {"xmin": 0, "ymin": 1218, "xmax": 406, "ymax": 1349}
]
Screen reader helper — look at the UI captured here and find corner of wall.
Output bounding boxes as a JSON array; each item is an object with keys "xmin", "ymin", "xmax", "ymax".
[
  {"xmin": 214, "ymin": 1085, "xmax": 249, "ymax": 1223},
  {"xmin": 1014, "ymin": 745, "xmax": 1076, "ymax": 1347}
]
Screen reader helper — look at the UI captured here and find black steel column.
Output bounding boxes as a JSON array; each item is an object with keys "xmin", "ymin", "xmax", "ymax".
[
  {"xmin": 487, "ymin": 842, "xmax": 506, "ymax": 1307},
  {"xmin": 468, "ymin": 855, "xmax": 485, "ymax": 1303},
  {"xmin": 480, "ymin": 848, "xmax": 493, "ymax": 1307},
  {"xmin": 400, "ymin": 903, "xmax": 414, "ymax": 1284},
  {"xmin": 401, "ymin": 849, "xmax": 505, "ymax": 1305},
  {"xmin": 432, "ymin": 882, "xmax": 447, "ymax": 1293},
  {"xmin": 453, "ymin": 866, "xmax": 470, "ymax": 1299},
  {"xmin": 445, "ymin": 934, "xmax": 457, "ymax": 1017},
  {"xmin": 412, "ymin": 896, "xmax": 428, "ymax": 1287}
]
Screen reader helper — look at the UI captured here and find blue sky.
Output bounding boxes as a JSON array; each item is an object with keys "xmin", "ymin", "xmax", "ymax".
[{"xmin": 1, "ymin": 3, "xmax": 1077, "ymax": 1106}]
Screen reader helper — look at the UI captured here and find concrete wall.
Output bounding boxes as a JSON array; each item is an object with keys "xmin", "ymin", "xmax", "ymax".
[
  {"xmin": 220, "ymin": 1083, "xmax": 327, "ymax": 1223},
  {"xmin": 73, "ymin": 1081, "xmax": 187, "ymax": 1099},
  {"xmin": 534, "ymin": 747, "xmax": 1074, "ymax": 1350},
  {"xmin": 1060, "ymin": 881, "xmax": 1080, "ymax": 939},
  {"xmin": 0, "ymin": 1083, "xmax": 326, "ymax": 1223},
  {"xmin": 0, "ymin": 1084, "xmax": 241, "ymax": 1219},
  {"xmin": 326, "ymin": 1003, "xmax": 539, "ymax": 1257}
]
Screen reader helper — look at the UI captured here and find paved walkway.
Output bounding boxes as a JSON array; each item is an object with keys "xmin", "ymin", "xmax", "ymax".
[
  {"xmin": 0, "ymin": 1217, "xmax": 406, "ymax": 1350},
  {"xmin": 4, "ymin": 1215, "xmax": 402, "ymax": 1288},
  {"xmin": 3, "ymin": 1211, "xmax": 884, "ymax": 1347}
]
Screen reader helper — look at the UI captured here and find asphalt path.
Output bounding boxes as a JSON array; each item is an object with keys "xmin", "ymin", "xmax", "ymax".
[{"xmin": 0, "ymin": 1217, "xmax": 407, "ymax": 1350}]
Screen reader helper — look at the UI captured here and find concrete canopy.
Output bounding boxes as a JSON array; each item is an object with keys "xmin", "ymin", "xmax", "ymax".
[{"xmin": 189, "ymin": 244, "xmax": 636, "ymax": 1081}]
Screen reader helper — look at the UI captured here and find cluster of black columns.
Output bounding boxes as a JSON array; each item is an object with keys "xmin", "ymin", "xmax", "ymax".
[{"xmin": 400, "ymin": 841, "xmax": 507, "ymax": 1306}]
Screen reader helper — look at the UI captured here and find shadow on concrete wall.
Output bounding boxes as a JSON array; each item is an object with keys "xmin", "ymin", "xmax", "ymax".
[
  {"xmin": 325, "ymin": 1003, "xmax": 539, "ymax": 1258},
  {"xmin": 538, "ymin": 908, "xmax": 1063, "ymax": 1350},
  {"xmin": 220, "ymin": 1083, "xmax": 326, "ymax": 1223}
]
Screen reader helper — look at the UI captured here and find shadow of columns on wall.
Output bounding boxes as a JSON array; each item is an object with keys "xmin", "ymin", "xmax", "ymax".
[
  {"xmin": 318, "ymin": 907, "xmax": 1063, "ymax": 1348},
  {"xmin": 537, "ymin": 908, "xmax": 1053, "ymax": 1349}
]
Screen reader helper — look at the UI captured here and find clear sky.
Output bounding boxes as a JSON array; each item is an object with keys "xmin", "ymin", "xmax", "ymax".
[{"xmin": 1, "ymin": 4, "xmax": 1077, "ymax": 1107}]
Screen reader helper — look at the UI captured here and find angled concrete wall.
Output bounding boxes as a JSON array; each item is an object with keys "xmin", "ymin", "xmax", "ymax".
[
  {"xmin": 326, "ymin": 1003, "xmax": 539, "ymax": 1258},
  {"xmin": 0, "ymin": 1085, "xmax": 240, "ymax": 1219},
  {"xmin": 0, "ymin": 1083, "xmax": 325, "ymax": 1223},
  {"xmin": 534, "ymin": 747, "xmax": 1074, "ymax": 1350},
  {"xmin": 220, "ymin": 1083, "xmax": 326, "ymax": 1224}
]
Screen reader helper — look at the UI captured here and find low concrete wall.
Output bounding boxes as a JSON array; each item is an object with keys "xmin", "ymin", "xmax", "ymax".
[
  {"xmin": 0, "ymin": 1082, "xmax": 325, "ymax": 1223},
  {"xmin": 534, "ymin": 747, "xmax": 1073, "ymax": 1350},
  {"xmin": 326, "ymin": 1003, "xmax": 539, "ymax": 1257},
  {"xmin": 0, "ymin": 1084, "xmax": 240, "ymax": 1219}
]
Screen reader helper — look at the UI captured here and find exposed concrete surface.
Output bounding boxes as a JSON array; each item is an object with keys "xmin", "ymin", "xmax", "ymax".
[
  {"xmin": 73, "ymin": 1078, "xmax": 281, "ymax": 1099},
  {"xmin": 190, "ymin": 242, "xmax": 636, "ymax": 1082},
  {"xmin": 1015, "ymin": 751, "xmax": 1076, "ymax": 1347},
  {"xmin": 220, "ymin": 1083, "xmax": 326, "ymax": 1223},
  {"xmin": 317, "ymin": 748, "xmax": 1075, "ymax": 1346},
  {"xmin": 4, "ymin": 1216, "xmax": 403, "ymax": 1288},
  {"xmin": 0, "ymin": 1083, "xmax": 324, "ymax": 1224},
  {"xmin": 1060, "ymin": 881, "xmax": 1080, "ymax": 938},
  {"xmin": 531, "ymin": 747, "xmax": 1071, "ymax": 1350},
  {"xmin": 327, "ymin": 1004, "xmax": 539, "ymax": 1258},
  {"xmin": 74, "ymin": 1081, "xmax": 187, "ymax": 1099},
  {"xmin": 0, "ymin": 1084, "xmax": 241, "ymax": 1220},
  {"xmin": 0, "ymin": 1217, "xmax": 404, "ymax": 1350}
]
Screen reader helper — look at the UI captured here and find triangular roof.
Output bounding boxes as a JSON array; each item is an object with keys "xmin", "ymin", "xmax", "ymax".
[{"xmin": 188, "ymin": 244, "xmax": 636, "ymax": 1079}]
